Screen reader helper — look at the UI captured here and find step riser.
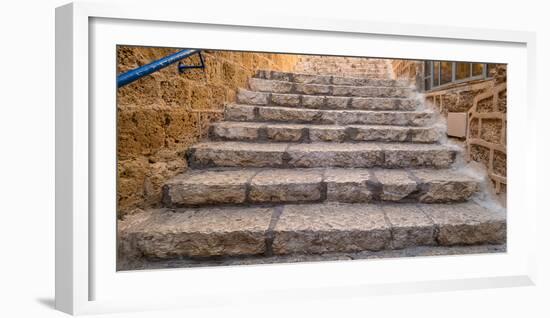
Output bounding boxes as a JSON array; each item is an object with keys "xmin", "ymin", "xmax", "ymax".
[
  {"xmin": 163, "ymin": 173, "xmax": 479, "ymax": 207},
  {"xmin": 255, "ymin": 70, "xmax": 410, "ymax": 87},
  {"xmin": 225, "ymin": 105, "xmax": 434, "ymax": 126},
  {"xmin": 210, "ymin": 123, "xmax": 440, "ymax": 143},
  {"xmin": 119, "ymin": 203, "xmax": 505, "ymax": 259},
  {"xmin": 248, "ymin": 79, "xmax": 413, "ymax": 98},
  {"xmin": 237, "ymin": 89, "xmax": 417, "ymax": 110},
  {"xmin": 187, "ymin": 147, "xmax": 456, "ymax": 169}
]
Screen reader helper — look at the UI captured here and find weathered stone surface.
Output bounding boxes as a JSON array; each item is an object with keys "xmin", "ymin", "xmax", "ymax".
[
  {"xmin": 292, "ymin": 73, "xmax": 332, "ymax": 85},
  {"xmin": 294, "ymin": 83, "xmax": 331, "ymax": 95},
  {"xmin": 248, "ymin": 78, "xmax": 293, "ymax": 93},
  {"xmin": 349, "ymin": 125, "xmax": 409, "ymax": 142},
  {"xmin": 322, "ymin": 110, "xmax": 434, "ymax": 126},
  {"xmin": 254, "ymin": 70, "xmax": 410, "ymax": 87},
  {"xmin": 118, "ymin": 207, "xmax": 273, "ymax": 258},
  {"xmin": 373, "ymin": 169, "xmax": 417, "ymax": 201},
  {"xmin": 236, "ymin": 88, "xmax": 268, "ymax": 105},
  {"xmin": 382, "ymin": 204, "xmax": 436, "ymax": 249},
  {"xmin": 350, "ymin": 97, "xmax": 417, "ymax": 111},
  {"xmin": 224, "ymin": 104, "xmax": 256, "ymax": 121},
  {"xmin": 411, "ymin": 127, "xmax": 441, "ymax": 143},
  {"xmin": 249, "ymin": 169, "xmax": 323, "ymax": 203},
  {"xmin": 210, "ymin": 122, "xmax": 441, "ymax": 144},
  {"xmin": 272, "ymin": 203, "xmax": 391, "ymax": 254},
  {"xmin": 382, "ymin": 143, "xmax": 456, "ymax": 168},
  {"xmin": 286, "ymin": 143, "xmax": 383, "ymax": 168},
  {"xmin": 210, "ymin": 121, "xmax": 263, "ymax": 141},
  {"xmin": 257, "ymin": 106, "xmax": 320, "ymax": 123},
  {"xmin": 227, "ymin": 104, "xmax": 434, "ymax": 126},
  {"xmin": 420, "ymin": 203, "xmax": 506, "ymax": 245},
  {"xmin": 301, "ymin": 95, "xmax": 326, "ymax": 108},
  {"xmin": 265, "ymin": 124, "xmax": 304, "ymax": 142},
  {"xmin": 308, "ymin": 126, "xmax": 347, "ymax": 142},
  {"xmin": 332, "ymin": 76, "xmax": 409, "ymax": 87},
  {"xmin": 411, "ymin": 169, "xmax": 480, "ymax": 202},
  {"xmin": 188, "ymin": 142, "xmax": 288, "ymax": 168},
  {"xmin": 163, "ymin": 169, "xmax": 256, "ymax": 206},
  {"xmin": 332, "ymin": 86, "xmax": 412, "ymax": 98},
  {"xmin": 271, "ymin": 93, "xmax": 301, "ymax": 107},
  {"xmin": 324, "ymin": 168, "xmax": 373, "ymax": 202},
  {"xmin": 325, "ymin": 96, "xmax": 350, "ymax": 109}
]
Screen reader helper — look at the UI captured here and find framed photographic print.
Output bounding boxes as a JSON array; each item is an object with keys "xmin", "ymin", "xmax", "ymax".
[{"xmin": 56, "ymin": 1, "xmax": 537, "ymax": 315}]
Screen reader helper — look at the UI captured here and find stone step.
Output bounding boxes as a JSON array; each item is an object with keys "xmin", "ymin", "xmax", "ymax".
[
  {"xmin": 162, "ymin": 168, "xmax": 481, "ymax": 207},
  {"xmin": 210, "ymin": 121, "xmax": 442, "ymax": 143},
  {"xmin": 237, "ymin": 89, "xmax": 418, "ymax": 110},
  {"xmin": 248, "ymin": 79, "xmax": 414, "ymax": 98},
  {"xmin": 225, "ymin": 104, "xmax": 434, "ymax": 126},
  {"xmin": 187, "ymin": 141, "xmax": 458, "ymax": 169},
  {"xmin": 118, "ymin": 202, "xmax": 506, "ymax": 259},
  {"xmin": 255, "ymin": 70, "xmax": 410, "ymax": 87}
]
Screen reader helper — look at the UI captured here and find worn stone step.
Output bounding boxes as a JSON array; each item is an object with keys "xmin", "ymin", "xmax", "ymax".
[
  {"xmin": 225, "ymin": 104, "xmax": 434, "ymax": 126},
  {"xmin": 210, "ymin": 121, "xmax": 442, "ymax": 143},
  {"xmin": 162, "ymin": 168, "xmax": 481, "ymax": 207},
  {"xmin": 187, "ymin": 142, "xmax": 458, "ymax": 169},
  {"xmin": 248, "ymin": 79, "xmax": 414, "ymax": 98},
  {"xmin": 118, "ymin": 202, "xmax": 505, "ymax": 259},
  {"xmin": 237, "ymin": 89, "xmax": 418, "ymax": 110},
  {"xmin": 255, "ymin": 70, "xmax": 410, "ymax": 87}
]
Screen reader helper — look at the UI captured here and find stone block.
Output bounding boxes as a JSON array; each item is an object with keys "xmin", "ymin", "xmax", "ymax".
[
  {"xmin": 119, "ymin": 207, "xmax": 273, "ymax": 258},
  {"xmin": 249, "ymin": 169, "xmax": 323, "ymax": 203},
  {"xmin": 236, "ymin": 89, "xmax": 269, "ymax": 105},
  {"xmin": 324, "ymin": 168, "xmax": 373, "ymax": 202},
  {"xmin": 272, "ymin": 203, "xmax": 391, "ymax": 254},
  {"xmin": 383, "ymin": 204, "xmax": 436, "ymax": 249}
]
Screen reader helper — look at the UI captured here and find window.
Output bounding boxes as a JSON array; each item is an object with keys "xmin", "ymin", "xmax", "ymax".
[{"xmin": 423, "ymin": 61, "xmax": 489, "ymax": 91}]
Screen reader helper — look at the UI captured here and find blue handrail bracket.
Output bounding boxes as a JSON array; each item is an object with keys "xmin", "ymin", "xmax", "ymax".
[{"xmin": 117, "ymin": 49, "xmax": 203, "ymax": 88}]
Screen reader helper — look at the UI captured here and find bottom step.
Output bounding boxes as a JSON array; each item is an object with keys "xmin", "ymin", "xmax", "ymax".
[{"xmin": 119, "ymin": 202, "xmax": 506, "ymax": 260}]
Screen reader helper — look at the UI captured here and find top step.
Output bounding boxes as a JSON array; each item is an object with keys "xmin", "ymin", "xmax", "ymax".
[{"xmin": 255, "ymin": 70, "xmax": 411, "ymax": 87}]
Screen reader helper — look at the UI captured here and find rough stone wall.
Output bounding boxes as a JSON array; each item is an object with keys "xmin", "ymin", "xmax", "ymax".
[
  {"xmin": 391, "ymin": 60, "xmax": 507, "ymax": 193},
  {"xmin": 117, "ymin": 46, "xmax": 299, "ymax": 216},
  {"xmin": 294, "ymin": 56, "xmax": 391, "ymax": 78}
]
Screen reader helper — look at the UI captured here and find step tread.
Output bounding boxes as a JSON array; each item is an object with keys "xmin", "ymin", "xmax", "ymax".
[
  {"xmin": 255, "ymin": 70, "xmax": 411, "ymax": 87},
  {"xmin": 248, "ymin": 78, "xmax": 414, "ymax": 97},
  {"xmin": 210, "ymin": 121, "xmax": 442, "ymax": 143},
  {"xmin": 188, "ymin": 141, "xmax": 459, "ymax": 169},
  {"xmin": 119, "ymin": 202, "xmax": 506, "ymax": 259},
  {"xmin": 163, "ymin": 167, "xmax": 481, "ymax": 206},
  {"xmin": 237, "ymin": 88, "xmax": 419, "ymax": 110},
  {"xmin": 225, "ymin": 104, "xmax": 434, "ymax": 126},
  {"xmin": 190, "ymin": 140, "xmax": 456, "ymax": 152}
]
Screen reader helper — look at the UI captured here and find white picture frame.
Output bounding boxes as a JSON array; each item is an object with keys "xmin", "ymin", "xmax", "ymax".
[{"xmin": 55, "ymin": 1, "xmax": 537, "ymax": 315}]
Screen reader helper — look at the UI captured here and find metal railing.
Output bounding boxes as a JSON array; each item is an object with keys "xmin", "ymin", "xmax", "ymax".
[{"xmin": 117, "ymin": 49, "xmax": 204, "ymax": 88}]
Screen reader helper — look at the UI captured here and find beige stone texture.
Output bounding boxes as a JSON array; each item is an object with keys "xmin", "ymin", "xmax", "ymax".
[
  {"xmin": 118, "ymin": 207, "xmax": 273, "ymax": 259},
  {"xmin": 272, "ymin": 203, "xmax": 392, "ymax": 254}
]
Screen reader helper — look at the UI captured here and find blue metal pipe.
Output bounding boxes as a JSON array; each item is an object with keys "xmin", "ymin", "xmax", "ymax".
[{"xmin": 117, "ymin": 49, "xmax": 200, "ymax": 88}]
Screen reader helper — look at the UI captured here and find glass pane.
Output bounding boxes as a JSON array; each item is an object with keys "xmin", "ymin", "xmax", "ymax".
[
  {"xmin": 433, "ymin": 62, "xmax": 440, "ymax": 87},
  {"xmin": 440, "ymin": 62, "xmax": 452, "ymax": 84},
  {"xmin": 472, "ymin": 63, "xmax": 484, "ymax": 76},
  {"xmin": 456, "ymin": 62, "xmax": 471, "ymax": 80}
]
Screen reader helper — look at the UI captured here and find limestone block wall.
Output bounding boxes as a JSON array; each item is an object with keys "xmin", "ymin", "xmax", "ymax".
[
  {"xmin": 117, "ymin": 46, "xmax": 299, "ymax": 216},
  {"xmin": 294, "ymin": 56, "xmax": 390, "ymax": 78},
  {"xmin": 391, "ymin": 60, "xmax": 507, "ymax": 193}
]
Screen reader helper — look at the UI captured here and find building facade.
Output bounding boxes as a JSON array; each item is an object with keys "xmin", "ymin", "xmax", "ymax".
[{"xmin": 392, "ymin": 60, "xmax": 507, "ymax": 194}]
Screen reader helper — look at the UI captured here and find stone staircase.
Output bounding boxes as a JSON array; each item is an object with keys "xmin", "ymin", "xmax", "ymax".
[{"xmin": 119, "ymin": 62, "xmax": 506, "ymax": 264}]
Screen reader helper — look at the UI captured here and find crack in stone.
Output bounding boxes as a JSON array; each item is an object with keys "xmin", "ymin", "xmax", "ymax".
[{"xmin": 264, "ymin": 205, "xmax": 284, "ymax": 257}]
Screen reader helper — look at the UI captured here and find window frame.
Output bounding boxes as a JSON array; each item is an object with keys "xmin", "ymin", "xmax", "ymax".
[{"xmin": 423, "ymin": 61, "xmax": 489, "ymax": 91}]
